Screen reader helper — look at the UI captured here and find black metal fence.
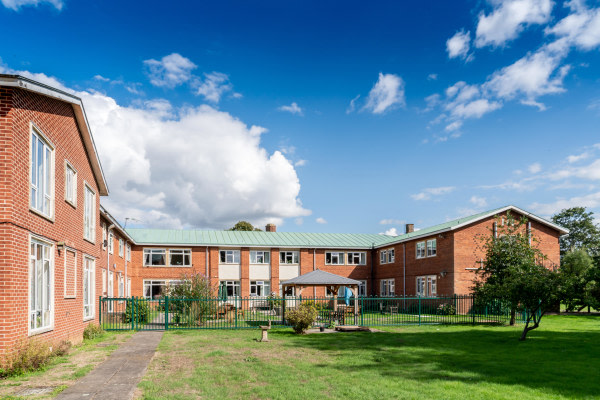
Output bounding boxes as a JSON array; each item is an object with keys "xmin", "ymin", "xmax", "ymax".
[{"xmin": 99, "ymin": 295, "xmax": 524, "ymax": 331}]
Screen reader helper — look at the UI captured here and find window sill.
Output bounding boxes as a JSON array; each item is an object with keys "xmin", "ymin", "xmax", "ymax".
[
  {"xmin": 29, "ymin": 207, "xmax": 54, "ymax": 223},
  {"xmin": 84, "ymin": 237, "xmax": 96, "ymax": 245},
  {"xmin": 65, "ymin": 199, "xmax": 77, "ymax": 209},
  {"xmin": 83, "ymin": 316, "xmax": 94, "ymax": 322},
  {"xmin": 144, "ymin": 265, "xmax": 192, "ymax": 268},
  {"xmin": 29, "ymin": 326, "xmax": 54, "ymax": 336},
  {"xmin": 64, "ymin": 295, "xmax": 77, "ymax": 299}
]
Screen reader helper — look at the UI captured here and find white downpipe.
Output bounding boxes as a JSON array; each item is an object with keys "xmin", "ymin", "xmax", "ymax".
[{"xmin": 106, "ymin": 224, "xmax": 115, "ymax": 297}]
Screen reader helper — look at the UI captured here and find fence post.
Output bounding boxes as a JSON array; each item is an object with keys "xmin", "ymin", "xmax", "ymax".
[
  {"xmin": 472, "ymin": 295, "xmax": 476, "ymax": 326},
  {"xmin": 360, "ymin": 296, "xmax": 364, "ymax": 327},
  {"xmin": 165, "ymin": 296, "xmax": 169, "ymax": 331},
  {"xmin": 235, "ymin": 297, "xmax": 238, "ymax": 329},
  {"xmin": 282, "ymin": 296, "xmax": 286, "ymax": 325},
  {"xmin": 98, "ymin": 296, "xmax": 102, "ymax": 327},
  {"xmin": 418, "ymin": 295, "xmax": 421, "ymax": 326},
  {"xmin": 131, "ymin": 296, "xmax": 135, "ymax": 331}
]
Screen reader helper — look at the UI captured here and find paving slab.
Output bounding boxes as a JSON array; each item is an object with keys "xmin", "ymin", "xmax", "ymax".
[{"xmin": 56, "ymin": 331, "xmax": 163, "ymax": 400}]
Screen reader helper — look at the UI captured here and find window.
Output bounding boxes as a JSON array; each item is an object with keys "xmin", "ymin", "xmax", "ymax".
[
  {"xmin": 250, "ymin": 250, "xmax": 270, "ymax": 264},
  {"xmin": 416, "ymin": 275, "xmax": 437, "ymax": 297},
  {"xmin": 279, "ymin": 285, "xmax": 295, "ymax": 296},
  {"xmin": 416, "ymin": 242, "xmax": 426, "ymax": 259},
  {"xmin": 219, "ymin": 280, "xmax": 240, "ymax": 297},
  {"xmin": 380, "ymin": 251, "xmax": 386, "ymax": 264},
  {"xmin": 380, "ymin": 249, "xmax": 395, "ymax": 264},
  {"xmin": 83, "ymin": 256, "xmax": 95, "ymax": 319},
  {"xmin": 30, "ymin": 238, "xmax": 53, "ymax": 332},
  {"xmin": 380, "ymin": 279, "xmax": 395, "ymax": 297},
  {"xmin": 358, "ymin": 280, "xmax": 367, "ymax": 296},
  {"xmin": 118, "ymin": 274, "xmax": 124, "ymax": 297},
  {"xmin": 325, "ymin": 252, "xmax": 344, "ymax": 265},
  {"xmin": 102, "ymin": 269, "xmax": 107, "ymax": 295},
  {"xmin": 30, "ymin": 127, "xmax": 54, "ymax": 218},
  {"xmin": 65, "ymin": 162, "xmax": 76, "ymax": 206},
  {"xmin": 144, "ymin": 249, "xmax": 166, "ymax": 266},
  {"xmin": 144, "ymin": 280, "xmax": 167, "ymax": 299},
  {"xmin": 250, "ymin": 281, "xmax": 271, "ymax": 296},
  {"xmin": 126, "ymin": 244, "xmax": 131, "ymax": 261},
  {"xmin": 280, "ymin": 251, "xmax": 299, "ymax": 264},
  {"xmin": 387, "ymin": 249, "xmax": 395, "ymax": 263},
  {"xmin": 108, "ymin": 232, "xmax": 114, "ymax": 254},
  {"xmin": 64, "ymin": 249, "xmax": 76, "ymax": 298},
  {"xmin": 426, "ymin": 239, "xmax": 437, "ymax": 257},
  {"xmin": 83, "ymin": 184, "xmax": 96, "ymax": 242},
  {"xmin": 127, "ymin": 278, "xmax": 131, "ymax": 297},
  {"xmin": 170, "ymin": 249, "xmax": 191, "ymax": 266},
  {"xmin": 219, "ymin": 250, "xmax": 240, "ymax": 264},
  {"xmin": 347, "ymin": 252, "xmax": 367, "ymax": 265},
  {"xmin": 118, "ymin": 239, "xmax": 124, "ymax": 257},
  {"xmin": 102, "ymin": 224, "xmax": 107, "ymax": 250}
]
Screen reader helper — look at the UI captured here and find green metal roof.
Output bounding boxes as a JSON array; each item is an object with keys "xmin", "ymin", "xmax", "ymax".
[{"xmin": 125, "ymin": 205, "xmax": 567, "ymax": 248}]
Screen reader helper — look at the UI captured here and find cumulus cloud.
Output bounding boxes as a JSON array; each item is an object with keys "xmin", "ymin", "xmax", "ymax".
[
  {"xmin": 530, "ymin": 191, "xmax": 600, "ymax": 216},
  {"xmin": 143, "ymin": 53, "xmax": 197, "ymax": 88},
  {"xmin": 475, "ymin": 0, "xmax": 554, "ymax": 47},
  {"xmin": 528, "ymin": 162, "xmax": 542, "ymax": 173},
  {"xmin": 278, "ymin": 102, "xmax": 303, "ymax": 115},
  {"xmin": 428, "ymin": 73, "xmax": 438, "ymax": 81},
  {"xmin": 546, "ymin": 2, "xmax": 600, "ymax": 51},
  {"xmin": 379, "ymin": 228, "xmax": 399, "ymax": 236},
  {"xmin": 446, "ymin": 30, "xmax": 472, "ymax": 60},
  {"xmin": 1, "ymin": 65, "xmax": 311, "ymax": 229},
  {"xmin": 362, "ymin": 73, "xmax": 406, "ymax": 114},
  {"xmin": 1, "ymin": 0, "xmax": 61, "ymax": 10},
  {"xmin": 411, "ymin": 186, "xmax": 456, "ymax": 201},
  {"xmin": 470, "ymin": 196, "xmax": 488, "ymax": 207},
  {"xmin": 568, "ymin": 151, "xmax": 590, "ymax": 163},
  {"xmin": 316, "ymin": 217, "xmax": 327, "ymax": 224},
  {"xmin": 194, "ymin": 72, "xmax": 235, "ymax": 103}
]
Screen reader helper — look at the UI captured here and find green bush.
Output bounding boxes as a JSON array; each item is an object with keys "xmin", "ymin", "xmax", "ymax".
[
  {"xmin": 0, "ymin": 339, "xmax": 71, "ymax": 378},
  {"xmin": 83, "ymin": 323, "xmax": 105, "ymax": 340},
  {"xmin": 437, "ymin": 303, "xmax": 456, "ymax": 315},
  {"xmin": 287, "ymin": 302, "xmax": 318, "ymax": 334},
  {"xmin": 123, "ymin": 299, "xmax": 150, "ymax": 323}
]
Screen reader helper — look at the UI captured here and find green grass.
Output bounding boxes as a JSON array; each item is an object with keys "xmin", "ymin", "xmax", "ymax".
[{"xmin": 138, "ymin": 315, "xmax": 600, "ymax": 400}]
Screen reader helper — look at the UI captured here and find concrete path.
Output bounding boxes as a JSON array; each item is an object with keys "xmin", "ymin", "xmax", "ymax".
[{"xmin": 56, "ymin": 331, "xmax": 163, "ymax": 400}]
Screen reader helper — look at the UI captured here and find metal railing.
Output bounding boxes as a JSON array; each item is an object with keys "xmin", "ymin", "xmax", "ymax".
[{"xmin": 99, "ymin": 295, "xmax": 524, "ymax": 331}]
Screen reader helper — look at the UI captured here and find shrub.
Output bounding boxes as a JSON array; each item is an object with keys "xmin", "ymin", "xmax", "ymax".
[
  {"xmin": 123, "ymin": 299, "xmax": 150, "ymax": 324},
  {"xmin": 83, "ymin": 323, "xmax": 105, "ymax": 340},
  {"xmin": 437, "ymin": 303, "xmax": 456, "ymax": 315},
  {"xmin": 0, "ymin": 338, "xmax": 71, "ymax": 378},
  {"xmin": 286, "ymin": 302, "xmax": 318, "ymax": 334}
]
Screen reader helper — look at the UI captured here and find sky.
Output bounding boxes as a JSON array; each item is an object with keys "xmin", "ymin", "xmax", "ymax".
[{"xmin": 1, "ymin": 0, "xmax": 600, "ymax": 234}]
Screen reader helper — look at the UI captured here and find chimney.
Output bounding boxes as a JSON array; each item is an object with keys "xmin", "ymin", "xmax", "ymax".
[
  {"xmin": 405, "ymin": 224, "xmax": 414, "ymax": 234},
  {"xmin": 266, "ymin": 223, "xmax": 277, "ymax": 232}
]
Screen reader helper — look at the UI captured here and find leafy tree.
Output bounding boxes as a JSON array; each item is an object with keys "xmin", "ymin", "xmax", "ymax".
[
  {"xmin": 552, "ymin": 207, "xmax": 600, "ymax": 257},
  {"xmin": 473, "ymin": 213, "xmax": 562, "ymax": 340},
  {"xmin": 165, "ymin": 273, "xmax": 214, "ymax": 325},
  {"xmin": 560, "ymin": 249, "xmax": 596, "ymax": 312},
  {"xmin": 229, "ymin": 221, "xmax": 262, "ymax": 231}
]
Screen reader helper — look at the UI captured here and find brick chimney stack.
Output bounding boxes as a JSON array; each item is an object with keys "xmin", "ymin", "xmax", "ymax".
[
  {"xmin": 405, "ymin": 223, "xmax": 414, "ymax": 234},
  {"xmin": 266, "ymin": 223, "xmax": 277, "ymax": 232}
]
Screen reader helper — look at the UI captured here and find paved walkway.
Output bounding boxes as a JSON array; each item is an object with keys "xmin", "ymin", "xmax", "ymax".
[{"xmin": 56, "ymin": 331, "xmax": 163, "ymax": 400}]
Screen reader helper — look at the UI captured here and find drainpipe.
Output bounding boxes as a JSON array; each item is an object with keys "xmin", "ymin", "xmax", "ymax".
[
  {"xmin": 205, "ymin": 246, "xmax": 209, "ymax": 277},
  {"xmin": 370, "ymin": 243, "xmax": 375, "ymax": 296},
  {"xmin": 124, "ymin": 240, "xmax": 128, "ymax": 297},
  {"xmin": 106, "ymin": 224, "xmax": 114, "ymax": 297},
  {"xmin": 313, "ymin": 248, "xmax": 316, "ymax": 297},
  {"xmin": 403, "ymin": 243, "xmax": 406, "ymax": 297}
]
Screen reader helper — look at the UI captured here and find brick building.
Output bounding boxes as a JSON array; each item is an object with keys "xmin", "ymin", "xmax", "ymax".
[{"xmin": 0, "ymin": 75, "xmax": 568, "ymax": 359}]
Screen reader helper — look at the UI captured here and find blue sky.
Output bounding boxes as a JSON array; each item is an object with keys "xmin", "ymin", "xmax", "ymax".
[{"xmin": 2, "ymin": 0, "xmax": 600, "ymax": 234}]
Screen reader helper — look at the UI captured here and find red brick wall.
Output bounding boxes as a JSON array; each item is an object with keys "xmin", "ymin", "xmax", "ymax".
[{"xmin": 0, "ymin": 88, "xmax": 103, "ymax": 359}]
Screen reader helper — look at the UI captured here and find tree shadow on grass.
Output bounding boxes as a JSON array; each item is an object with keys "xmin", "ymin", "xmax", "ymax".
[{"xmin": 272, "ymin": 318, "xmax": 600, "ymax": 399}]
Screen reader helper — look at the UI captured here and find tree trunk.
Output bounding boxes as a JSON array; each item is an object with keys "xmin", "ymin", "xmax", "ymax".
[
  {"xmin": 510, "ymin": 308, "xmax": 516, "ymax": 326},
  {"xmin": 519, "ymin": 308, "xmax": 544, "ymax": 341}
]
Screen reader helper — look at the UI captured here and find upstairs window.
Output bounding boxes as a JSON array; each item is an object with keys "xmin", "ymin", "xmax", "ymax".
[
  {"xmin": 65, "ymin": 162, "xmax": 77, "ymax": 206},
  {"xmin": 250, "ymin": 250, "xmax": 270, "ymax": 264},
  {"xmin": 118, "ymin": 239, "xmax": 124, "ymax": 257},
  {"xmin": 108, "ymin": 232, "xmax": 114, "ymax": 254},
  {"xmin": 325, "ymin": 252, "xmax": 344, "ymax": 265},
  {"xmin": 427, "ymin": 239, "xmax": 437, "ymax": 257},
  {"xmin": 280, "ymin": 251, "xmax": 299, "ymax": 265},
  {"xmin": 30, "ymin": 127, "xmax": 54, "ymax": 218},
  {"xmin": 347, "ymin": 252, "xmax": 366, "ymax": 265},
  {"xmin": 416, "ymin": 242, "xmax": 426, "ymax": 259},
  {"xmin": 83, "ymin": 184, "xmax": 96, "ymax": 242},
  {"xmin": 144, "ymin": 248, "xmax": 166, "ymax": 266},
  {"xmin": 170, "ymin": 249, "xmax": 191, "ymax": 266},
  {"xmin": 126, "ymin": 244, "xmax": 131, "ymax": 261},
  {"xmin": 219, "ymin": 250, "xmax": 240, "ymax": 264},
  {"xmin": 387, "ymin": 249, "xmax": 395, "ymax": 263}
]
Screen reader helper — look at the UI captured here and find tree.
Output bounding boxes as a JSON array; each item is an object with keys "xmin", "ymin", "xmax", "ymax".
[
  {"xmin": 552, "ymin": 207, "xmax": 600, "ymax": 257},
  {"xmin": 229, "ymin": 221, "xmax": 262, "ymax": 231},
  {"xmin": 473, "ymin": 213, "xmax": 561, "ymax": 340},
  {"xmin": 560, "ymin": 249, "xmax": 595, "ymax": 312},
  {"xmin": 165, "ymin": 273, "xmax": 214, "ymax": 325}
]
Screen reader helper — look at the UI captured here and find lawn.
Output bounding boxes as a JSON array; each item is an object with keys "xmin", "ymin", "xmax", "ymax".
[
  {"xmin": 138, "ymin": 315, "xmax": 600, "ymax": 400},
  {"xmin": 0, "ymin": 331, "xmax": 132, "ymax": 400}
]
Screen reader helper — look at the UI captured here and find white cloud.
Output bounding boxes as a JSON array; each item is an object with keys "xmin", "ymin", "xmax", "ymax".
[
  {"xmin": 411, "ymin": 186, "xmax": 456, "ymax": 201},
  {"xmin": 362, "ymin": 73, "xmax": 406, "ymax": 114},
  {"xmin": 546, "ymin": 3, "xmax": 600, "ymax": 51},
  {"xmin": 278, "ymin": 102, "xmax": 303, "ymax": 115},
  {"xmin": 530, "ymin": 191, "xmax": 600, "ymax": 216},
  {"xmin": 428, "ymin": 73, "xmax": 438, "ymax": 81},
  {"xmin": 294, "ymin": 159, "xmax": 307, "ymax": 167},
  {"xmin": 450, "ymin": 98, "xmax": 503, "ymax": 119},
  {"xmin": 475, "ymin": 0, "xmax": 554, "ymax": 48},
  {"xmin": 194, "ymin": 72, "xmax": 234, "ymax": 103},
  {"xmin": 1, "ymin": 0, "xmax": 62, "ymax": 10},
  {"xmin": 528, "ymin": 162, "xmax": 542, "ymax": 173},
  {"xmin": 379, "ymin": 227, "xmax": 399, "ymax": 236},
  {"xmin": 346, "ymin": 95, "xmax": 360, "ymax": 114},
  {"xmin": 446, "ymin": 30, "xmax": 472, "ymax": 60},
  {"xmin": 0, "ymin": 65, "xmax": 311, "ymax": 229},
  {"xmin": 550, "ymin": 159, "xmax": 600, "ymax": 181},
  {"xmin": 316, "ymin": 217, "xmax": 327, "ymax": 224},
  {"xmin": 470, "ymin": 196, "xmax": 488, "ymax": 207},
  {"xmin": 568, "ymin": 152, "xmax": 590, "ymax": 163},
  {"xmin": 143, "ymin": 53, "xmax": 197, "ymax": 88},
  {"xmin": 93, "ymin": 75, "xmax": 110, "ymax": 82},
  {"xmin": 379, "ymin": 219, "xmax": 404, "ymax": 225},
  {"xmin": 445, "ymin": 121, "xmax": 463, "ymax": 132}
]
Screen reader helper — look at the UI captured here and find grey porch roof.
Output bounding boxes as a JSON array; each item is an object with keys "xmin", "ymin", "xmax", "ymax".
[{"xmin": 281, "ymin": 270, "xmax": 362, "ymax": 286}]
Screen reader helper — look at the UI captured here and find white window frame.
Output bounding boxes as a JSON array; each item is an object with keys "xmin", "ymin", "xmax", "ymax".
[
  {"xmin": 426, "ymin": 239, "xmax": 437, "ymax": 257},
  {"xmin": 83, "ymin": 255, "xmax": 95, "ymax": 320},
  {"xmin": 127, "ymin": 278, "xmax": 131, "ymax": 297},
  {"xmin": 63, "ymin": 248, "xmax": 77, "ymax": 299},
  {"xmin": 387, "ymin": 249, "xmax": 395, "ymax": 263},
  {"xmin": 126, "ymin": 244, "xmax": 131, "ymax": 261},
  {"xmin": 29, "ymin": 236, "xmax": 54, "ymax": 335},
  {"xmin": 118, "ymin": 274, "xmax": 124, "ymax": 298},
  {"xmin": 279, "ymin": 251, "xmax": 299, "ymax": 265},
  {"xmin": 143, "ymin": 248, "xmax": 167, "ymax": 266},
  {"xmin": 380, "ymin": 250, "xmax": 386, "ymax": 264},
  {"xmin": 118, "ymin": 238, "xmax": 124, "ymax": 257},
  {"xmin": 347, "ymin": 252, "xmax": 367, "ymax": 265},
  {"xmin": 380, "ymin": 279, "xmax": 395, "ymax": 297},
  {"xmin": 102, "ymin": 269, "xmax": 107, "ymax": 295},
  {"xmin": 83, "ymin": 183, "xmax": 96, "ymax": 243},
  {"xmin": 220, "ymin": 280, "xmax": 241, "ymax": 297},
  {"xmin": 416, "ymin": 275, "xmax": 437, "ymax": 297},
  {"xmin": 219, "ymin": 250, "xmax": 240, "ymax": 264},
  {"xmin": 250, "ymin": 280, "xmax": 271, "ymax": 297},
  {"xmin": 29, "ymin": 124, "xmax": 55, "ymax": 220},
  {"xmin": 416, "ymin": 242, "xmax": 426, "ymax": 259},
  {"xmin": 102, "ymin": 223, "xmax": 107, "ymax": 250},
  {"xmin": 250, "ymin": 250, "xmax": 270, "ymax": 264},
  {"xmin": 143, "ymin": 280, "xmax": 167, "ymax": 299},
  {"xmin": 169, "ymin": 249, "xmax": 192, "ymax": 267},
  {"xmin": 325, "ymin": 251, "xmax": 345, "ymax": 265},
  {"xmin": 108, "ymin": 232, "xmax": 114, "ymax": 254},
  {"xmin": 358, "ymin": 280, "xmax": 367, "ymax": 297},
  {"xmin": 64, "ymin": 161, "xmax": 77, "ymax": 207}
]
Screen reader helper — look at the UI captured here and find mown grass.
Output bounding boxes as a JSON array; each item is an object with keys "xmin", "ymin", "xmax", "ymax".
[{"xmin": 138, "ymin": 315, "xmax": 600, "ymax": 400}]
